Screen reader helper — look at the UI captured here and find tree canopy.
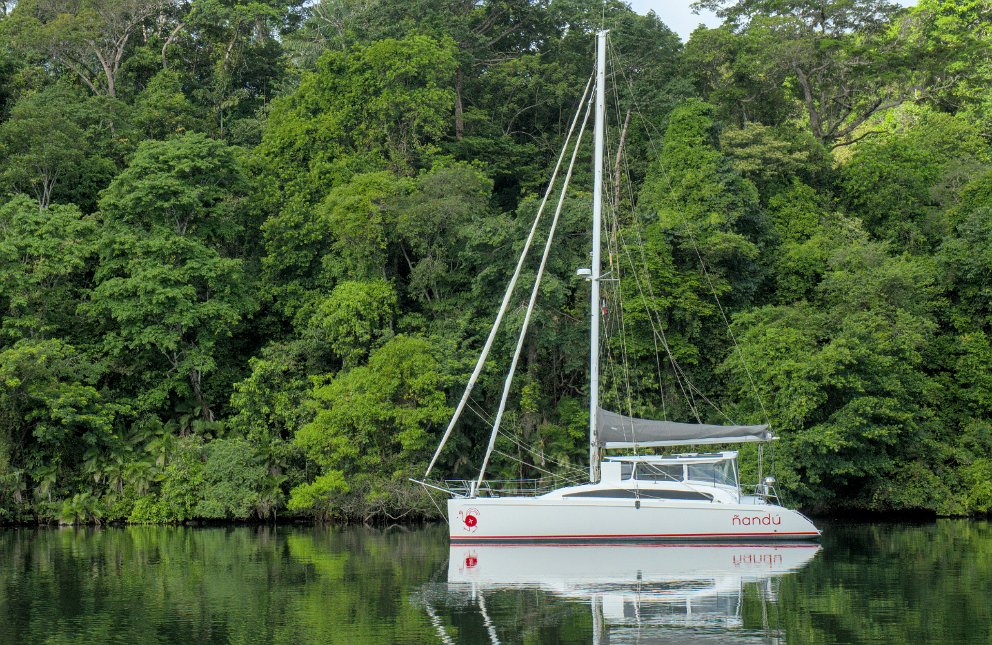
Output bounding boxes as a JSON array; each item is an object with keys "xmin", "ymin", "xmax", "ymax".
[{"xmin": 0, "ymin": 0, "xmax": 991, "ymax": 524}]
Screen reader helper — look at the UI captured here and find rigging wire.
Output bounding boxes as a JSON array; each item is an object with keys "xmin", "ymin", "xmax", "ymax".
[
  {"xmin": 599, "ymin": 90, "xmax": 641, "ymax": 451},
  {"xmin": 605, "ymin": 38, "xmax": 668, "ymax": 423},
  {"xmin": 607, "ymin": 33, "xmax": 778, "ymax": 486},
  {"xmin": 605, "ymin": 42, "xmax": 666, "ymax": 426},
  {"xmin": 603, "ymin": 37, "xmax": 705, "ymax": 425},
  {"xmin": 466, "ymin": 393, "xmax": 591, "ymax": 483},
  {"xmin": 425, "ymin": 72, "xmax": 595, "ymax": 479},
  {"xmin": 466, "ymin": 398, "xmax": 591, "ymax": 481},
  {"xmin": 494, "ymin": 424, "xmax": 591, "ymax": 480},
  {"xmin": 492, "ymin": 448, "xmax": 586, "ymax": 486},
  {"xmin": 467, "ymin": 397, "xmax": 494, "ymax": 426},
  {"xmin": 606, "ymin": 36, "xmax": 771, "ymax": 429},
  {"xmin": 495, "ymin": 437, "xmax": 590, "ymax": 481},
  {"xmin": 475, "ymin": 88, "xmax": 595, "ymax": 490},
  {"xmin": 433, "ymin": 33, "xmax": 777, "ymax": 491}
]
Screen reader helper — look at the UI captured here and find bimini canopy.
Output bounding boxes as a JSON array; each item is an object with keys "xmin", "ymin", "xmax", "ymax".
[{"xmin": 597, "ymin": 408, "xmax": 772, "ymax": 448}]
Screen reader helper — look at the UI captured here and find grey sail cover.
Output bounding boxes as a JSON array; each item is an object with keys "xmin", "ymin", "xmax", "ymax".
[{"xmin": 597, "ymin": 408, "xmax": 772, "ymax": 448}]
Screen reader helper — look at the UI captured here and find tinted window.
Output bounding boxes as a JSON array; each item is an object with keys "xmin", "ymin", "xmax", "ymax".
[
  {"xmin": 563, "ymin": 489, "xmax": 713, "ymax": 501},
  {"xmin": 564, "ymin": 489, "xmax": 637, "ymax": 498},
  {"xmin": 638, "ymin": 489, "xmax": 713, "ymax": 501},
  {"xmin": 634, "ymin": 463, "xmax": 684, "ymax": 482}
]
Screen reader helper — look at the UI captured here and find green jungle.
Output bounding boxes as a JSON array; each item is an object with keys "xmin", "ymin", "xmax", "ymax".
[{"xmin": 0, "ymin": 0, "xmax": 991, "ymax": 525}]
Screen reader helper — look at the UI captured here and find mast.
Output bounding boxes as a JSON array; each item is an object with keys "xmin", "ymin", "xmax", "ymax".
[{"xmin": 589, "ymin": 30, "xmax": 607, "ymax": 483}]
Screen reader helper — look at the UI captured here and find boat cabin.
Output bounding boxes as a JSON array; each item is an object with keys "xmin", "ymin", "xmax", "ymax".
[
  {"xmin": 541, "ymin": 452, "xmax": 745, "ymax": 504},
  {"xmin": 603, "ymin": 453, "xmax": 738, "ymax": 486}
]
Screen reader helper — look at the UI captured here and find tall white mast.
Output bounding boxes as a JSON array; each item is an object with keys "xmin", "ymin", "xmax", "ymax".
[{"xmin": 589, "ymin": 30, "xmax": 607, "ymax": 483}]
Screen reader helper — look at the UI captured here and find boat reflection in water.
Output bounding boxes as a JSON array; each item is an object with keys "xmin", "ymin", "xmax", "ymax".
[{"xmin": 433, "ymin": 543, "xmax": 820, "ymax": 643}]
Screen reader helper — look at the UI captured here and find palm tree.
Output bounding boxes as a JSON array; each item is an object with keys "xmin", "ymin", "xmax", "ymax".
[
  {"xmin": 32, "ymin": 464, "xmax": 58, "ymax": 504},
  {"xmin": 58, "ymin": 492, "xmax": 103, "ymax": 525}
]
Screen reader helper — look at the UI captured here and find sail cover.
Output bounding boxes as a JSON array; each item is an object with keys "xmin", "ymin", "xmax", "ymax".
[{"xmin": 597, "ymin": 408, "xmax": 772, "ymax": 448}]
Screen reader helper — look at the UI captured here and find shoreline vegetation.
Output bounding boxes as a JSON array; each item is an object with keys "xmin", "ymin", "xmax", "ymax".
[
  {"xmin": 0, "ymin": 507, "xmax": 977, "ymax": 529},
  {"xmin": 2, "ymin": 0, "xmax": 992, "ymax": 526}
]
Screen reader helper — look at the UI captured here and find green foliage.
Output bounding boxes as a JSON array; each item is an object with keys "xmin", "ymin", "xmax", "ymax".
[
  {"xmin": 0, "ymin": 0, "xmax": 990, "ymax": 524},
  {"xmin": 254, "ymin": 34, "xmax": 459, "ymax": 314},
  {"xmin": 841, "ymin": 108, "xmax": 990, "ymax": 248},
  {"xmin": 0, "ymin": 195, "xmax": 98, "ymax": 340},
  {"xmin": 682, "ymin": 25, "xmax": 793, "ymax": 127},
  {"xmin": 229, "ymin": 342, "xmax": 311, "ymax": 446},
  {"xmin": 318, "ymin": 172, "xmax": 412, "ymax": 281},
  {"xmin": 196, "ymin": 438, "xmax": 267, "ymax": 519},
  {"xmin": 290, "ymin": 336, "xmax": 450, "ymax": 517},
  {"xmin": 772, "ymin": 206, "xmax": 864, "ymax": 303},
  {"xmin": 938, "ymin": 174, "xmax": 992, "ymax": 324},
  {"xmin": 308, "ymin": 280, "xmax": 397, "ymax": 368},
  {"xmin": 133, "ymin": 70, "xmax": 199, "ymax": 140},
  {"xmin": 128, "ymin": 436, "xmax": 205, "ymax": 523},
  {"xmin": 395, "ymin": 164, "xmax": 494, "ymax": 304},
  {"xmin": 5, "ymin": 0, "xmax": 165, "ymax": 98},
  {"xmin": 58, "ymin": 491, "xmax": 103, "ymax": 525},
  {"xmin": 255, "ymin": 33, "xmax": 455, "ymax": 197},
  {"xmin": 724, "ymin": 243, "xmax": 943, "ymax": 510},
  {"xmin": 908, "ymin": 0, "xmax": 992, "ymax": 123},
  {"xmin": 721, "ymin": 124, "xmax": 831, "ymax": 197},
  {"xmin": 86, "ymin": 133, "xmax": 255, "ymax": 419},
  {"xmin": 0, "ymin": 338, "xmax": 117, "ymax": 516},
  {"xmin": 0, "ymin": 84, "xmax": 116, "ymax": 209},
  {"xmin": 963, "ymin": 459, "xmax": 992, "ymax": 513},
  {"xmin": 693, "ymin": 0, "xmax": 917, "ymax": 145},
  {"xmin": 642, "ymin": 100, "xmax": 762, "ymax": 302},
  {"xmin": 286, "ymin": 471, "xmax": 348, "ymax": 517}
]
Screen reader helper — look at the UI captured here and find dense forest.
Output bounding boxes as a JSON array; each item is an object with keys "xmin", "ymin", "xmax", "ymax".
[{"xmin": 0, "ymin": 0, "xmax": 990, "ymax": 525}]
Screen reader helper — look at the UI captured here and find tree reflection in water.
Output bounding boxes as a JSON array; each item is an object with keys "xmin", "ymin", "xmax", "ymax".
[{"xmin": 0, "ymin": 522, "xmax": 990, "ymax": 643}]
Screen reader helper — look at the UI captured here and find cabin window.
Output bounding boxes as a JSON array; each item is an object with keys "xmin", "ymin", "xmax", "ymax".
[
  {"xmin": 620, "ymin": 462, "xmax": 633, "ymax": 480},
  {"xmin": 563, "ymin": 489, "xmax": 713, "ymax": 501},
  {"xmin": 564, "ymin": 489, "xmax": 637, "ymax": 498},
  {"xmin": 686, "ymin": 461, "xmax": 736, "ymax": 487},
  {"xmin": 634, "ymin": 463, "xmax": 684, "ymax": 482},
  {"xmin": 638, "ymin": 490, "xmax": 713, "ymax": 501}
]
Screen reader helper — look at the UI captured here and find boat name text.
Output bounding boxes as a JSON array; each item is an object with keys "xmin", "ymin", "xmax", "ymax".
[{"xmin": 732, "ymin": 514, "xmax": 781, "ymax": 526}]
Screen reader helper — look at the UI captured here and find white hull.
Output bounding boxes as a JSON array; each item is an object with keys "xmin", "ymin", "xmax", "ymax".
[
  {"xmin": 448, "ymin": 542, "xmax": 821, "ymax": 588},
  {"xmin": 448, "ymin": 496, "xmax": 820, "ymax": 543},
  {"xmin": 442, "ymin": 542, "xmax": 820, "ymax": 632},
  {"xmin": 442, "ymin": 543, "xmax": 820, "ymax": 634}
]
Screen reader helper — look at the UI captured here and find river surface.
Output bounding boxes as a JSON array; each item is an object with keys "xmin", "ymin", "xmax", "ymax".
[{"xmin": 0, "ymin": 520, "xmax": 989, "ymax": 644}]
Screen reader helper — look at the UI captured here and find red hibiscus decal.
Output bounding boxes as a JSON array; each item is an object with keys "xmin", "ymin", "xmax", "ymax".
[
  {"xmin": 464, "ymin": 514, "xmax": 477, "ymax": 527},
  {"xmin": 465, "ymin": 556, "xmax": 478, "ymax": 568}
]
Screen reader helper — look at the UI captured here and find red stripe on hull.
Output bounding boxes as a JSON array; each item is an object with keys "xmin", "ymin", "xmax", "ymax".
[
  {"xmin": 448, "ymin": 542, "xmax": 819, "ymax": 548},
  {"xmin": 450, "ymin": 531, "xmax": 820, "ymax": 540}
]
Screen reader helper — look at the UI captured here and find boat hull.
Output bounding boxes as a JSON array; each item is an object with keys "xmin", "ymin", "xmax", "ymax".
[
  {"xmin": 448, "ymin": 497, "xmax": 820, "ymax": 543},
  {"xmin": 448, "ymin": 542, "xmax": 821, "ymax": 587}
]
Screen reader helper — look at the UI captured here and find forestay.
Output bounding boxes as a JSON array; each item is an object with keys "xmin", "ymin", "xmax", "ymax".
[{"xmin": 596, "ymin": 408, "xmax": 772, "ymax": 448}]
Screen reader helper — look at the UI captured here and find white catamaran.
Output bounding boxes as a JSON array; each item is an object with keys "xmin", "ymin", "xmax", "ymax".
[{"xmin": 418, "ymin": 31, "xmax": 820, "ymax": 543}]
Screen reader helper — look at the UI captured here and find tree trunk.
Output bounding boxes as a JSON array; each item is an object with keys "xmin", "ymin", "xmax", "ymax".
[
  {"xmin": 162, "ymin": 21, "xmax": 186, "ymax": 69},
  {"xmin": 454, "ymin": 66, "xmax": 465, "ymax": 140},
  {"xmin": 522, "ymin": 334, "xmax": 541, "ymax": 478},
  {"xmin": 190, "ymin": 369, "xmax": 213, "ymax": 422}
]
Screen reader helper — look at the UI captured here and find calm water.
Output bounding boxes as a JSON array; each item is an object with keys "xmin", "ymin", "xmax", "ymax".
[{"xmin": 0, "ymin": 521, "xmax": 990, "ymax": 644}]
